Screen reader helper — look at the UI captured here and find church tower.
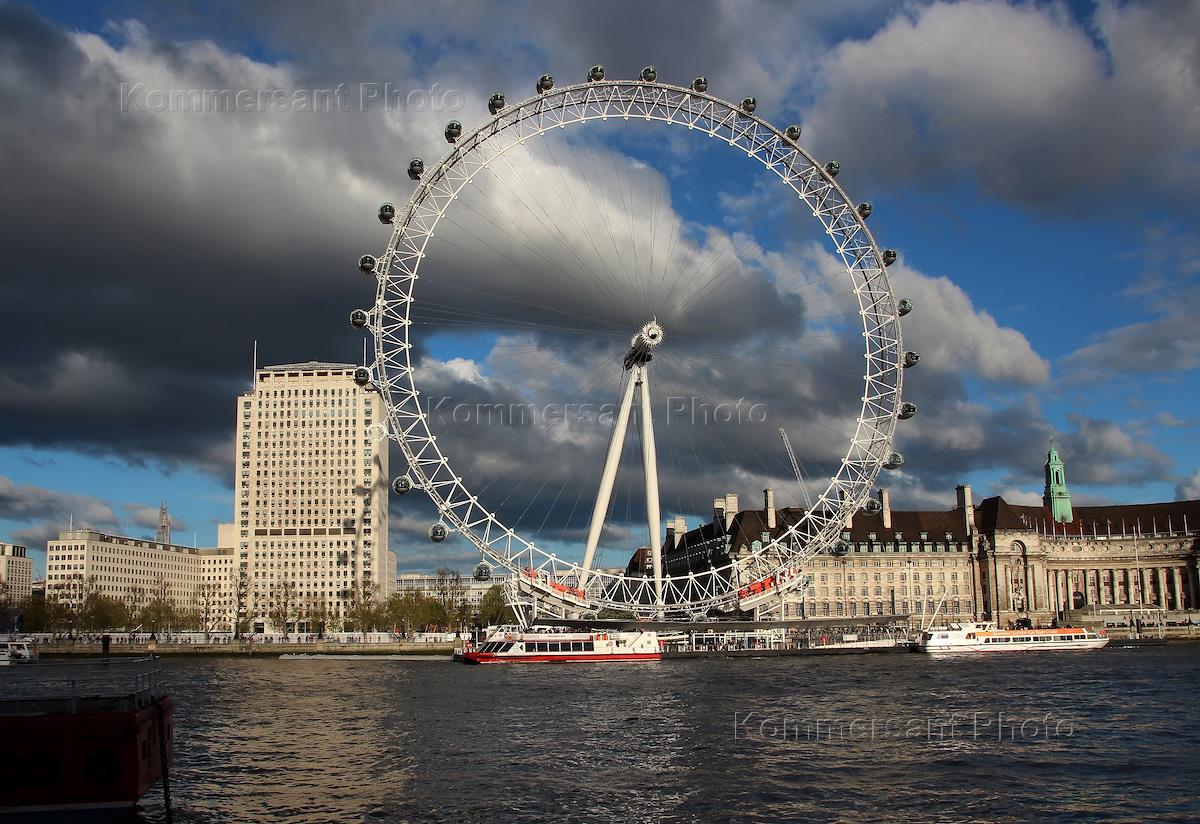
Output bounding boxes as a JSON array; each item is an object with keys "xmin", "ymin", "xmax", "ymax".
[
  {"xmin": 1043, "ymin": 440, "xmax": 1073, "ymax": 523},
  {"xmin": 155, "ymin": 500, "xmax": 172, "ymax": 545}
]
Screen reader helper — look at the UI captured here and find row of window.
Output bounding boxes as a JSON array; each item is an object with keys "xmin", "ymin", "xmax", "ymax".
[{"xmin": 803, "ymin": 601, "xmax": 965, "ymax": 617}]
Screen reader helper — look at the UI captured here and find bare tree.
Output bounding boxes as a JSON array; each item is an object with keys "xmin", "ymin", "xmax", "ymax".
[
  {"xmin": 267, "ymin": 578, "xmax": 298, "ymax": 638},
  {"xmin": 123, "ymin": 585, "xmax": 148, "ymax": 631},
  {"xmin": 305, "ymin": 593, "xmax": 330, "ymax": 638},
  {"xmin": 346, "ymin": 581, "xmax": 380, "ymax": 632},
  {"xmin": 233, "ymin": 565, "xmax": 250, "ymax": 639},
  {"xmin": 193, "ymin": 582, "xmax": 222, "ymax": 640}
]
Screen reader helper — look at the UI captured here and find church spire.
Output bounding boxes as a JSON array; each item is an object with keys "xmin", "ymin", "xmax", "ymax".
[
  {"xmin": 156, "ymin": 500, "xmax": 173, "ymax": 545},
  {"xmin": 1043, "ymin": 439, "xmax": 1072, "ymax": 523}
]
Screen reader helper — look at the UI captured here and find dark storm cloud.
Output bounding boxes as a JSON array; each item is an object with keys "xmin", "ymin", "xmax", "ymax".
[{"xmin": 0, "ymin": 3, "xmax": 1182, "ymax": 566}]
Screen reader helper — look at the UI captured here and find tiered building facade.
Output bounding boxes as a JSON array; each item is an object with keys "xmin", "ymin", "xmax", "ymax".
[{"xmin": 224, "ymin": 361, "xmax": 395, "ymax": 630}]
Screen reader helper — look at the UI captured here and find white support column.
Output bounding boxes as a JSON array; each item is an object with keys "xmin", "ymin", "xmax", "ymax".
[
  {"xmin": 637, "ymin": 366, "xmax": 663, "ymax": 611},
  {"xmin": 579, "ymin": 372, "xmax": 638, "ymax": 588}
]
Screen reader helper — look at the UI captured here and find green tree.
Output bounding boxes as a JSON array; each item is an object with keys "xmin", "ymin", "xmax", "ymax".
[
  {"xmin": 46, "ymin": 577, "xmax": 85, "ymax": 635},
  {"xmin": 142, "ymin": 575, "xmax": 176, "ymax": 633},
  {"xmin": 477, "ymin": 584, "xmax": 515, "ymax": 627},
  {"xmin": 17, "ymin": 594, "xmax": 48, "ymax": 633}
]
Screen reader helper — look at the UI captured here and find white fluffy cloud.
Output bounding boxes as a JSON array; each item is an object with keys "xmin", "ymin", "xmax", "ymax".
[
  {"xmin": 1176, "ymin": 468, "xmax": 1200, "ymax": 501},
  {"xmin": 803, "ymin": 0, "xmax": 1200, "ymax": 205}
]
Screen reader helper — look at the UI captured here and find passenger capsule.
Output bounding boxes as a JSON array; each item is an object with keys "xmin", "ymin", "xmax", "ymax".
[
  {"xmin": 856, "ymin": 202, "xmax": 873, "ymax": 220},
  {"xmin": 407, "ymin": 158, "xmax": 425, "ymax": 181},
  {"xmin": 883, "ymin": 452, "xmax": 905, "ymax": 470},
  {"xmin": 898, "ymin": 402, "xmax": 917, "ymax": 420},
  {"xmin": 588, "ymin": 65, "xmax": 605, "ymax": 82},
  {"xmin": 897, "ymin": 298, "xmax": 913, "ymax": 317},
  {"xmin": 691, "ymin": 76, "xmax": 708, "ymax": 93},
  {"xmin": 358, "ymin": 254, "xmax": 377, "ymax": 274},
  {"xmin": 488, "ymin": 92, "xmax": 506, "ymax": 115},
  {"xmin": 536, "ymin": 74, "xmax": 554, "ymax": 94},
  {"xmin": 881, "ymin": 249, "xmax": 898, "ymax": 267},
  {"xmin": 903, "ymin": 351, "xmax": 920, "ymax": 369},
  {"xmin": 349, "ymin": 309, "xmax": 369, "ymax": 328},
  {"xmin": 391, "ymin": 475, "xmax": 412, "ymax": 495},
  {"xmin": 831, "ymin": 540, "xmax": 850, "ymax": 556},
  {"xmin": 784, "ymin": 125, "xmax": 802, "ymax": 142},
  {"xmin": 352, "ymin": 366, "xmax": 371, "ymax": 387},
  {"xmin": 429, "ymin": 523, "xmax": 448, "ymax": 543},
  {"xmin": 444, "ymin": 120, "xmax": 462, "ymax": 143},
  {"xmin": 640, "ymin": 66, "xmax": 657, "ymax": 82},
  {"xmin": 378, "ymin": 203, "xmax": 396, "ymax": 224},
  {"xmin": 863, "ymin": 498, "xmax": 883, "ymax": 514},
  {"xmin": 824, "ymin": 160, "xmax": 840, "ymax": 178},
  {"xmin": 741, "ymin": 96, "xmax": 757, "ymax": 114},
  {"xmin": 473, "ymin": 562, "xmax": 492, "ymax": 582}
]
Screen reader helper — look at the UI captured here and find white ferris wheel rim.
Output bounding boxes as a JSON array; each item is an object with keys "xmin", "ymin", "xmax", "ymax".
[{"xmin": 366, "ymin": 76, "xmax": 906, "ymax": 617}]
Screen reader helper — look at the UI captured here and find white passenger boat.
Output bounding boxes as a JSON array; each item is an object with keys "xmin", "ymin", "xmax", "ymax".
[
  {"xmin": 1, "ymin": 638, "xmax": 37, "ymax": 665},
  {"xmin": 457, "ymin": 629, "xmax": 662, "ymax": 664},
  {"xmin": 918, "ymin": 622, "xmax": 1109, "ymax": 654}
]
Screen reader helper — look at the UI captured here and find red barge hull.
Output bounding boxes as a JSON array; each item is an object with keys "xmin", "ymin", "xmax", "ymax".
[{"xmin": 0, "ymin": 696, "xmax": 173, "ymax": 816}]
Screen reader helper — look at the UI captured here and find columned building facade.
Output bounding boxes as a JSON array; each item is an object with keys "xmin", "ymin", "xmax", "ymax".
[{"xmin": 648, "ymin": 446, "xmax": 1198, "ymax": 625}]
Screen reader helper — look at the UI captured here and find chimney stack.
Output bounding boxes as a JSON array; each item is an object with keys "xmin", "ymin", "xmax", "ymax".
[
  {"xmin": 713, "ymin": 498, "xmax": 726, "ymax": 531},
  {"xmin": 880, "ymin": 488, "xmax": 891, "ymax": 529},
  {"xmin": 675, "ymin": 515, "xmax": 687, "ymax": 539},
  {"xmin": 724, "ymin": 493, "xmax": 738, "ymax": 530},
  {"xmin": 763, "ymin": 488, "xmax": 776, "ymax": 530},
  {"xmin": 839, "ymin": 487, "xmax": 854, "ymax": 529},
  {"xmin": 956, "ymin": 484, "xmax": 974, "ymax": 537},
  {"xmin": 666, "ymin": 520, "xmax": 677, "ymax": 552}
]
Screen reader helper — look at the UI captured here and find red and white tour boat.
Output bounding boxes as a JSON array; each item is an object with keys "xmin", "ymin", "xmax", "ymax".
[
  {"xmin": 918, "ymin": 622, "xmax": 1109, "ymax": 654},
  {"xmin": 457, "ymin": 628, "xmax": 662, "ymax": 664}
]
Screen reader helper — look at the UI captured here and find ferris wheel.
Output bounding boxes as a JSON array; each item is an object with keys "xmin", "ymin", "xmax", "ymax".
[{"xmin": 351, "ymin": 66, "xmax": 919, "ymax": 623}]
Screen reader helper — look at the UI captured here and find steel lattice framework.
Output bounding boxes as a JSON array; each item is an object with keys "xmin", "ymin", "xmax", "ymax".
[{"xmin": 363, "ymin": 77, "xmax": 907, "ymax": 620}]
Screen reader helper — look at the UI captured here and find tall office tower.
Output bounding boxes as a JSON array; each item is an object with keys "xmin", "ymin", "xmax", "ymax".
[{"xmin": 233, "ymin": 362, "xmax": 391, "ymax": 632}]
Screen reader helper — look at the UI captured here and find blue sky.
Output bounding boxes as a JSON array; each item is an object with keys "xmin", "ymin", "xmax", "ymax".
[{"xmin": 1, "ymin": 0, "xmax": 1197, "ymax": 576}]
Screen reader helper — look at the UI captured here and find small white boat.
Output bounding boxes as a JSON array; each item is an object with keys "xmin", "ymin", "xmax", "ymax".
[
  {"xmin": 1, "ymin": 639, "xmax": 37, "ymax": 665},
  {"xmin": 918, "ymin": 622, "xmax": 1109, "ymax": 654},
  {"xmin": 457, "ymin": 628, "xmax": 661, "ymax": 664}
]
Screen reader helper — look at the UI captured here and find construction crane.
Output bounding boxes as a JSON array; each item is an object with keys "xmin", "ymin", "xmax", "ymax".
[{"xmin": 779, "ymin": 427, "xmax": 815, "ymax": 512}]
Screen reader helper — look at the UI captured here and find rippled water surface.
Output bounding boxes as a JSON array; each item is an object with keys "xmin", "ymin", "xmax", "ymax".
[{"xmin": 124, "ymin": 647, "xmax": 1200, "ymax": 822}]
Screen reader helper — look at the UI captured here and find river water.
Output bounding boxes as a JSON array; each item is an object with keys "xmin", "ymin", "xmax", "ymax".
[{"xmin": 125, "ymin": 646, "xmax": 1198, "ymax": 822}]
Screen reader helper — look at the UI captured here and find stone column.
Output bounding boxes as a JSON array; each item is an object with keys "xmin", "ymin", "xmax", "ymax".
[
  {"xmin": 1157, "ymin": 568, "xmax": 1169, "ymax": 609},
  {"xmin": 1172, "ymin": 567, "xmax": 1184, "ymax": 611},
  {"xmin": 1187, "ymin": 565, "xmax": 1198, "ymax": 612}
]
